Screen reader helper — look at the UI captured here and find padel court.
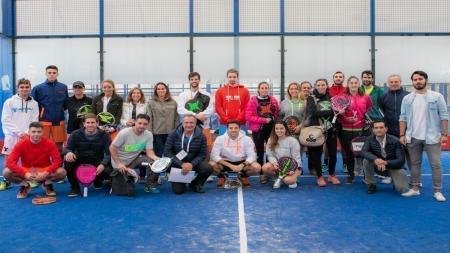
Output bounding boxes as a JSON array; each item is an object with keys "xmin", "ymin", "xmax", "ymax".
[{"xmin": 1, "ymin": 153, "xmax": 449, "ymax": 253}]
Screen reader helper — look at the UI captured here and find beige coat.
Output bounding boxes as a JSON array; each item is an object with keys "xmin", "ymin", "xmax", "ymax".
[{"xmin": 147, "ymin": 98, "xmax": 178, "ymax": 135}]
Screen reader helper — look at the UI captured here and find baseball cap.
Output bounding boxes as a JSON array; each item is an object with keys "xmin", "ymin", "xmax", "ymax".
[{"xmin": 73, "ymin": 81, "xmax": 85, "ymax": 88}]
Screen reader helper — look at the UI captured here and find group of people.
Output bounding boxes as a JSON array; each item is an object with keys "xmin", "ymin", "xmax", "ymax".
[{"xmin": 1, "ymin": 66, "xmax": 448, "ymax": 202}]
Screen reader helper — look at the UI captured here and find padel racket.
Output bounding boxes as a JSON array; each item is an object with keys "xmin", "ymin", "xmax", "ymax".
[
  {"xmin": 224, "ymin": 178, "xmax": 242, "ymax": 189},
  {"xmin": 285, "ymin": 116, "xmax": 300, "ymax": 135},
  {"xmin": 273, "ymin": 157, "xmax": 298, "ymax": 189},
  {"xmin": 331, "ymin": 95, "xmax": 350, "ymax": 124},
  {"xmin": 97, "ymin": 112, "xmax": 116, "ymax": 127},
  {"xmin": 76, "ymin": 164, "xmax": 97, "ymax": 197},
  {"xmin": 77, "ymin": 104, "xmax": 93, "ymax": 118},
  {"xmin": 365, "ymin": 107, "xmax": 384, "ymax": 123},
  {"xmin": 32, "ymin": 195, "xmax": 56, "ymax": 205},
  {"xmin": 150, "ymin": 157, "xmax": 172, "ymax": 173}
]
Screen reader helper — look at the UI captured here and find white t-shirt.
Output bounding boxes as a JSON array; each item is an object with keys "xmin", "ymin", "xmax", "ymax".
[{"xmin": 411, "ymin": 94, "xmax": 427, "ymax": 140}]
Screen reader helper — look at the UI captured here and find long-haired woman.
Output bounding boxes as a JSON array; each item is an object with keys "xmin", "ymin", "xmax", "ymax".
[
  {"xmin": 147, "ymin": 82, "xmax": 178, "ymax": 157},
  {"xmin": 262, "ymin": 121, "xmax": 302, "ymax": 189},
  {"xmin": 120, "ymin": 87, "xmax": 147, "ymax": 128}
]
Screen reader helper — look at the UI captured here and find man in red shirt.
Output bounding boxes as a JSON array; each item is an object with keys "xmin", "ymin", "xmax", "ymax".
[
  {"xmin": 3, "ymin": 122, "xmax": 66, "ymax": 199},
  {"xmin": 215, "ymin": 68, "xmax": 250, "ymax": 135},
  {"xmin": 329, "ymin": 71, "xmax": 346, "ymax": 97}
]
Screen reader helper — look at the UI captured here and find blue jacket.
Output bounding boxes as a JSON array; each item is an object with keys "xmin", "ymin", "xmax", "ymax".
[
  {"xmin": 379, "ymin": 87, "xmax": 409, "ymax": 137},
  {"xmin": 164, "ymin": 125, "xmax": 207, "ymax": 168},
  {"xmin": 361, "ymin": 134, "xmax": 405, "ymax": 170},
  {"xmin": 31, "ymin": 80, "xmax": 68, "ymax": 125},
  {"xmin": 399, "ymin": 90, "xmax": 449, "ymax": 144}
]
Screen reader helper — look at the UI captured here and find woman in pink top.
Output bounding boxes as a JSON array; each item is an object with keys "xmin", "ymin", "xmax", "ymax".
[{"xmin": 337, "ymin": 76, "xmax": 372, "ymax": 184}]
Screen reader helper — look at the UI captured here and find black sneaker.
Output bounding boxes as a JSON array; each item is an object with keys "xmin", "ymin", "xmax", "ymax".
[
  {"xmin": 43, "ymin": 183, "xmax": 56, "ymax": 196},
  {"xmin": 189, "ymin": 183, "xmax": 205, "ymax": 193},
  {"xmin": 367, "ymin": 184, "xmax": 377, "ymax": 194},
  {"xmin": 68, "ymin": 188, "xmax": 80, "ymax": 197}
]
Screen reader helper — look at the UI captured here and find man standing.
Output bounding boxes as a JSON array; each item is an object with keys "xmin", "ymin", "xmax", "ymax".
[
  {"xmin": 215, "ymin": 68, "xmax": 250, "ymax": 134},
  {"xmin": 177, "ymin": 72, "xmax": 214, "ymax": 151},
  {"xmin": 1, "ymin": 78, "xmax": 39, "ymax": 160},
  {"xmin": 31, "ymin": 65, "xmax": 68, "ymax": 152},
  {"xmin": 164, "ymin": 115, "xmax": 213, "ymax": 194},
  {"xmin": 65, "ymin": 81, "xmax": 93, "ymax": 135},
  {"xmin": 361, "ymin": 120, "xmax": 411, "ymax": 195},
  {"xmin": 329, "ymin": 71, "xmax": 346, "ymax": 97},
  {"xmin": 360, "ymin": 70, "xmax": 384, "ymax": 110},
  {"xmin": 209, "ymin": 121, "xmax": 261, "ymax": 188},
  {"xmin": 109, "ymin": 114, "xmax": 160, "ymax": 193},
  {"xmin": 3, "ymin": 122, "xmax": 66, "ymax": 198},
  {"xmin": 64, "ymin": 113, "xmax": 111, "ymax": 197},
  {"xmin": 379, "ymin": 74, "xmax": 409, "ymax": 137},
  {"xmin": 399, "ymin": 71, "xmax": 448, "ymax": 202}
]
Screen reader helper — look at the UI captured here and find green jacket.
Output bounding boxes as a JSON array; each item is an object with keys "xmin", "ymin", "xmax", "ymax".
[{"xmin": 361, "ymin": 85, "xmax": 384, "ymax": 109}]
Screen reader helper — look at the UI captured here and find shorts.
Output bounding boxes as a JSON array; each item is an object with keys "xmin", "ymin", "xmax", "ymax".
[
  {"xmin": 2, "ymin": 135, "xmax": 21, "ymax": 155},
  {"xmin": 41, "ymin": 121, "xmax": 66, "ymax": 143},
  {"xmin": 22, "ymin": 167, "xmax": 50, "ymax": 174}
]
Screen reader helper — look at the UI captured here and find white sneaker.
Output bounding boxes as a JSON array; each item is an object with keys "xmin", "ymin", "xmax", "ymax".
[
  {"xmin": 206, "ymin": 176, "xmax": 214, "ymax": 183},
  {"xmin": 288, "ymin": 183, "xmax": 298, "ymax": 189},
  {"xmin": 401, "ymin": 189, "xmax": 421, "ymax": 197},
  {"xmin": 273, "ymin": 179, "xmax": 281, "ymax": 189},
  {"xmin": 381, "ymin": 177, "xmax": 392, "ymax": 184},
  {"xmin": 434, "ymin": 192, "xmax": 446, "ymax": 202}
]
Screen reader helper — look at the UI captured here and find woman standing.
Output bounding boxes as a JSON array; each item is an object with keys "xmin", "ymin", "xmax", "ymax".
[
  {"xmin": 147, "ymin": 82, "xmax": 178, "ymax": 157},
  {"xmin": 262, "ymin": 121, "xmax": 302, "ymax": 189},
  {"xmin": 280, "ymin": 82, "xmax": 305, "ymax": 136},
  {"xmin": 337, "ymin": 76, "xmax": 372, "ymax": 184},
  {"xmin": 120, "ymin": 87, "xmax": 147, "ymax": 128},
  {"xmin": 92, "ymin": 79, "xmax": 123, "ymax": 134},
  {"xmin": 303, "ymin": 79, "xmax": 341, "ymax": 186},
  {"xmin": 246, "ymin": 81, "xmax": 280, "ymax": 166}
]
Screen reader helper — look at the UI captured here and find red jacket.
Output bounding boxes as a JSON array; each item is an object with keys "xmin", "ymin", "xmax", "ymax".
[
  {"xmin": 6, "ymin": 137, "xmax": 62, "ymax": 177},
  {"xmin": 215, "ymin": 84, "xmax": 250, "ymax": 124},
  {"xmin": 329, "ymin": 84, "xmax": 346, "ymax": 97}
]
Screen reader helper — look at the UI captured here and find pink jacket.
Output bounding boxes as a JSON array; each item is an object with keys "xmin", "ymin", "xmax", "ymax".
[
  {"xmin": 340, "ymin": 94, "xmax": 373, "ymax": 130},
  {"xmin": 246, "ymin": 95, "xmax": 280, "ymax": 132}
]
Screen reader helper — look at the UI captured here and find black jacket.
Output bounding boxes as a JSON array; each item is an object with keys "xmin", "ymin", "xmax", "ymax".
[
  {"xmin": 65, "ymin": 95, "xmax": 93, "ymax": 133},
  {"xmin": 378, "ymin": 88, "xmax": 409, "ymax": 137},
  {"xmin": 361, "ymin": 134, "xmax": 405, "ymax": 170},
  {"xmin": 164, "ymin": 125, "xmax": 207, "ymax": 168},
  {"xmin": 64, "ymin": 128, "xmax": 111, "ymax": 166},
  {"xmin": 304, "ymin": 89, "xmax": 334, "ymax": 128},
  {"xmin": 92, "ymin": 93, "xmax": 124, "ymax": 126}
]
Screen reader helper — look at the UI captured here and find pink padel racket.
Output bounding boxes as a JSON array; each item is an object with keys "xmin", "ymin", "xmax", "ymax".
[{"xmin": 76, "ymin": 164, "xmax": 97, "ymax": 197}]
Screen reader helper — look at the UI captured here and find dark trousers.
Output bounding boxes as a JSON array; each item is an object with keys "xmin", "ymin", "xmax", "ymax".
[
  {"xmin": 252, "ymin": 122, "xmax": 273, "ymax": 166},
  {"xmin": 126, "ymin": 155, "xmax": 158, "ymax": 187},
  {"xmin": 309, "ymin": 130, "xmax": 338, "ymax": 177},
  {"xmin": 341, "ymin": 130, "xmax": 362, "ymax": 177},
  {"xmin": 65, "ymin": 158, "xmax": 111, "ymax": 191},
  {"xmin": 153, "ymin": 134, "xmax": 168, "ymax": 157},
  {"xmin": 171, "ymin": 161, "xmax": 213, "ymax": 194}
]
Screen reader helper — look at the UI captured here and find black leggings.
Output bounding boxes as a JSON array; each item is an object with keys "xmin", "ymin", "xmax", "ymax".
[
  {"xmin": 340, "ymin": 130, "xmax": 362, "ymax": 177},
  {"xmin": 308, "ymin": 130, "xmax": 337, "ymax": 177},
  {"xmin": 252, "ymin": 123, "xmax": 273, "ymax": 166}
]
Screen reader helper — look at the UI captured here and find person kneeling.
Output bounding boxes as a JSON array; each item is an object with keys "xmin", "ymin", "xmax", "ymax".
[
  {"xmin": 64, "ymin": 113, "xmax": 112, "ymax": 197},
  {"xmin": 361, "ymin": 120, "xmax": 411, "ymax": 195},
  {"xmin": 262, "ymin": 121, "xmax": 302, "ymax": 189},
  {"xmin": 164, "ymin": 115, "xmax": 213, "ymax": 194},
  {"xmin": 209, "ymin": 121, "xmax": 261, "ymax": 188},
  {"xmin": 3, "ymin": 122, "xmax": 66, "ymax": 198}
]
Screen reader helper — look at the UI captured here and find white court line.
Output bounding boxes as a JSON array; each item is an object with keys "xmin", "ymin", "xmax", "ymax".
[{"xmin": 237, "ymin": 186, "xmax": 248, "ymax": 253}]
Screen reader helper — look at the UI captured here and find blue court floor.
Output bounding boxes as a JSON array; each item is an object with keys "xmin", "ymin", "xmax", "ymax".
[{"xmin": 0, "ymin": 153, "xmax": 449, "ymax": 253}]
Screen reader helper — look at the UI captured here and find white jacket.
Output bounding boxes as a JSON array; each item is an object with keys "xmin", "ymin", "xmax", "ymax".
[
  {"xmin": 1, "ymin": 94, "xmax": 39, "ymax": 137},
  {"xmin": 120, "ymin": 102, "xmax": 147, "ymax": 126},
  {"xmin": 177, "ymin": 89, "xmax": 214, "ymax": 128},
  {"xmin": 211, "ymin": 130, "xmax": 256, "ymax": 164}
]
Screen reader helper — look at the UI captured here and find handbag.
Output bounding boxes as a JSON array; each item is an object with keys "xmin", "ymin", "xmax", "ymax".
[
  {"xmin": 110, "ymin": 170, "xmax": 136, "ymax": 197},
  {"xmin": 299, "ymin": 125, "xmax": 325, "ymax": 147}
]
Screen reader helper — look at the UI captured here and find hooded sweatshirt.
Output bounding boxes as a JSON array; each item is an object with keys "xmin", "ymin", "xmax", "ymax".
[
  {"xmin": 211, "ymin": 130, "xmax": 257, "ymax": 164},
  {"xmin": 215, "ymin": 84, "xmax": 250, "ymax": 124},
  {"xmin": 1, "ymin": 94, "xmax": 39, "ymax": 137},
  {"xmin": 340, "ymin": 94, "xmax": 373, "ymax": 130}
]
